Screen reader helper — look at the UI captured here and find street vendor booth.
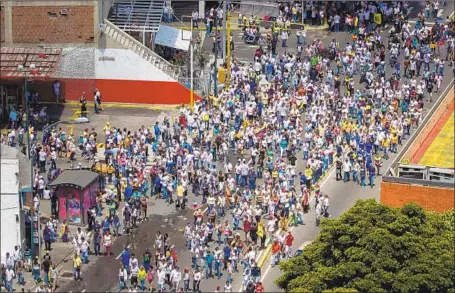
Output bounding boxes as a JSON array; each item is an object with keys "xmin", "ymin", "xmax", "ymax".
[{"xmin": 48, "ymin": 170, "xmax": 101, "ymax": 225}]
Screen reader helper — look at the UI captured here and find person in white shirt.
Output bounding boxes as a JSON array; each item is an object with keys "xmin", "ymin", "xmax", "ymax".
[
  {"xmin": 80, "ymin": 237, "xmax": 89, "ymax": 264},
  {"xmin": 5, "ymin": 266, "xmax": 15, "ymax": 291},
  {"xmin": 170, "ymin": 266, "xmax": 182, "ymax": 290},
  {"xmin": 193, "ymin": 268, "xmax": 202, "ymax": 292},
  {"xmin": 38, "ymin": 176, "xmax": 45, "ymax": 199},
  {"xmin": 157, "ymin": 268, "xmax": 166, "ymax": 291},
  {"xmin": 343, "ymin": 158, "xmax": 352, "ymax": 182},
  {"xmin": 119, "ymin": 265, "xmax": 128, "ymax": 291}
]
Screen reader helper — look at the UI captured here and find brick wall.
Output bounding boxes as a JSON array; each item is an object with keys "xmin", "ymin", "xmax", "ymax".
[
  {"xmin": 1, "ymin": 7, "xmax": 5, "ymax": 43},
  {"xmin": 381, "ymin": 182, "xmax": 454, "ymax": 213},
  {"xmin": 12, "ymin": 6, "xmax": 94, "ymax": 43}
]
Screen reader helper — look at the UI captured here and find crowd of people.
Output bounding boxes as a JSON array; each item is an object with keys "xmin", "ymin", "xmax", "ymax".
[{"xmin": 2, "ymin": 1, "xmax": 454, "ymax": 292}]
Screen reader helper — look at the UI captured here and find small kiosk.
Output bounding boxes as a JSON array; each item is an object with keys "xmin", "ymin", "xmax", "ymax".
[{"xmin": 48, "ymin": 170, "xmax": 101, "ymax": 225}]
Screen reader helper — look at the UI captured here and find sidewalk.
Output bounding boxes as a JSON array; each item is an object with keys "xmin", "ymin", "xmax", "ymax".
[
  {"xmin": 163, "ymin": 19, "xmax": 328, "ymax": 32},
  {"xmin": 11, "ymin": 226, "xmax": 76, "ymax": 292}
]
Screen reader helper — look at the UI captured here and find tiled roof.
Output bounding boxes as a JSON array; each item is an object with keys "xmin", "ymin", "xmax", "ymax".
[{"xmin": 0, "ymin": 47, "xmax": 62, "ymax": 78}]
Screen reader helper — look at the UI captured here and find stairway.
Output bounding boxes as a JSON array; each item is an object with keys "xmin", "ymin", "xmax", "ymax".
[
  {"xmin": 103, "ymin": 19, "xmax": 181, "ymax": 79},
  {"xmin": 108, "ymin": 0, "xmax": 165, "ymax": 33},
  {"xmin": 103, "ymin": 19, "xmax": 210, "ymax": 97}
]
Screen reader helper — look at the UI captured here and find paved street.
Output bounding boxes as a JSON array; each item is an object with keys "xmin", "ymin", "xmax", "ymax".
[{"xmin": 12, "ymin": 3, "xmax": 454, "ymax": 292}]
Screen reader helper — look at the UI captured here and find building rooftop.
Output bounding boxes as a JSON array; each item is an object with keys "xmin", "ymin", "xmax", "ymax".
[
  {"xmin": 0, "ymin": 145, "xmax": 32, "ymax": 189},
  {"xmin": 48, "ymin": 170, "xmax": 99, "ymax": 189}
]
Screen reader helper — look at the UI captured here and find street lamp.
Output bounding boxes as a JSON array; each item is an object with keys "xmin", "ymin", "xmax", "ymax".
[{"xmin": 17, "ymin": 64, "xmax": 41, "ymax": 260}]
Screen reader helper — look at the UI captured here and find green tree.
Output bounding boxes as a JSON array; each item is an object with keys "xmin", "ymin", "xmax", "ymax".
[{"xmin": 276, "ymin": 199, "xmax": 455, "ymax": 293}]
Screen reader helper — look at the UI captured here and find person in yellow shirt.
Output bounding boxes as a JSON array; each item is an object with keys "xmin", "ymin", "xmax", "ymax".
[
  {"xmin": 304, "ymin": 166, "xmax": 313, "ymax": 190},
  {"xmin": 382, "ymin": 137, "xmax": 390, "ymax": 160},
  {"xmin": 103, "ymin": 122, "xmax": 111, "ymax": 133},
  {"xmin": 124, "ymin": 135, "xmax": 131, "ymax": 148},
  {"xmin": 138, "ymin": 266, "xmax": 147, "ymax": 291},
  {"xmin": 176, "ymin": 183, "xmax": 185, "ymax": 209},
  {"xmin": 390, "ymin": 133, "xmax": 398, "ymax": 153},
  {"xmin": 72, "ymin": 253, "xmax": 82, "ymax": 281}
]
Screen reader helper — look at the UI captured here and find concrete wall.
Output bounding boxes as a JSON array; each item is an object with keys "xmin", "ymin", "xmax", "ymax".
[
  {"xmin": 2, "ymin": 1, "xmax": 100, "ymax": 44},
  {"xmin": 0, "ymin": 159, "xmax": 22, "ymax": 264},
  {"xmin": 381, "ymin": 181, "xmax": 455, "ymax": 213},
  {"xmin": 1, "ymin": 6, "xmax": 5, "ymax": 43},
  {"xmin": 401, "ymin": 87, "xmax": 455, "ymax": 163},
  {"xmin": 95, "ymin": 49, "xmax": 176, "ymax": 82}
]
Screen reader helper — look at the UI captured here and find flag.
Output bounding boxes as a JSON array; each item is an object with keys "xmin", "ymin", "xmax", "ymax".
[
  {"xmin": 374, "ymin": 13, "xmax": 382, "ymax": 25},
  {"xmin": 255, "ymin": 123, "xmax": 268, "ymax": 138}
]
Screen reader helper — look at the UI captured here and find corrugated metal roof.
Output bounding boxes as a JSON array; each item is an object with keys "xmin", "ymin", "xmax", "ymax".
[
  {"xmin": 0, "ymin": 47, "xmax": 62, "ymax": 78},
  {"xmin": 48, "ymin": 170, "xmax": 99, "ymax": 189}
]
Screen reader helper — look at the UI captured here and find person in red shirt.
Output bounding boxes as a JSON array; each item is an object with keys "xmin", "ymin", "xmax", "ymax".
[
  {"xmin": 271, "ymin": 240, "xmax": 281, "ymax": 267},
  {"xmin": 284, "ymin": 231, "xmax": 294, "ymax": 259},
  {"xmin": 243, "ymin": 216, "xmax": 251, "ymax": 241},
  {"xmin": 255, "ymin": 281, "xmax": 264, "ymax": 293}
]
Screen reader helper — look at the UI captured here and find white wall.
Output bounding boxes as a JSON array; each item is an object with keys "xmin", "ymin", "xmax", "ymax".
[
  {"xmin": 95, "ymin": 49, "xmax": 176, "ymax": 82},
  {"xmin": 0, "ymin": 159, "xmax": 21, "ymax": 264}
]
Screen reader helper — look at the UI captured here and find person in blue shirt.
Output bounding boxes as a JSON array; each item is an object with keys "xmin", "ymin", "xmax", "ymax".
[
  {"xmin": 280, "ymin": 137, "xmax": 288, "ymax": 157},
  {"xmin": 113, "ymin": 213, "xmax": 121, "ymax": 236},
  {"xmin": 395, "ymin": 62, "xmax": 401, "ymax": 78},
  {"xmin": 102, "ymin": 217, "xmax": 111, "ymax": 234},
  {"xmin": 248, "ymin": 171, "xmax": 257, "ymax": 190},
  {"xmin": 9, "ymin": 109, "xmax": 17, "ymax": 129},
  {"xmin": 93, "ymin": 229, "xmax": 102, "ymax": 256},
  {"xmin": 205, "ymin": 251, "xmax": 214, "ymax": 278},
  {"xmin": 322, "ymin": 153, "xmax": 330, "ymax": 172},
  {"xmin": 299, "ymin": 172, "xmax": 307, "ymax": 190},
  {"xmin": 124, "ymin": 184, "xmax": 133, "ymax": 201},
  {"xmin": 167, "ymin": 159, "xmax": 174, "ymax": 174},
  {"xmin": 121, "ymin": 247, "xmax": 131, "ymax": 271},
  {"xmin": 154, "ymin": 176, "xmax": 161, "ymax": 197},
  {"xmin": 223, "ymin": 244, "xmax": 231, "ymax": 270},
  {"xmin": 359, "ymin": 164, "xmax": 367, "ymax": 187},
  {"xmin": 266, "ymin": 62, "xmax": 274, "ymax": 81},
  {"xmin": 154, "ymin": 122, "xmax": 161, "ymax": 141},
  {"xmin": 368, "ymin": 164, "xmax": 376, "ymax": 187},
  {"xmin": 251, "ymin": 262, "xmax": 261, "ymax": 284}
]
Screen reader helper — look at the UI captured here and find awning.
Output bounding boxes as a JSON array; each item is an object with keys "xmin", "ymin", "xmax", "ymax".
[{"xmin": 154, "ymin": 25, "xmax": 191, "ymax": 51}]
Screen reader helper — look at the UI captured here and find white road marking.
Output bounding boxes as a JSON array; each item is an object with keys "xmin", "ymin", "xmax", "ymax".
[
  {"xmin": 82, "ymin": 290, "xmax": 86, "ymax": 292},
  {"xmin": 237, "ymin": 168, "xmax": 334, "ymax": 292},
  {"xmin": 115, "ymin": 244, "xmax": 130, "ymax": 259},
  {"xmin": 254, "ymin": 77, "xmax": 455, "ymax": 287}
]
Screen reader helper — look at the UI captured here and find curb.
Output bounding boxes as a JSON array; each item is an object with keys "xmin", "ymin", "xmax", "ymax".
[
  {"xmin": 174, "ymin": 24, "xmax": 328, "ymax": 32},
  {"xmin": 256, "ymin": 164, "xmax": 335, "ymax": 269},
  {"xmin": 23, "ymin": 247, "xmax": 75, "ymax": 292},
  {"xmin": 43, "ymin": 101, "xmax": 184, "ymax": 110}
]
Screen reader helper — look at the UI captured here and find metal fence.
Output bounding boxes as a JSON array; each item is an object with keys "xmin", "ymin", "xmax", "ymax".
[
  {"xmin": 178, "ymin": 72, "xmax": 211, "ymax": 97},
  {"xmin": 239, "ymin": 1, "xmax": 278, "ymax": 18}
]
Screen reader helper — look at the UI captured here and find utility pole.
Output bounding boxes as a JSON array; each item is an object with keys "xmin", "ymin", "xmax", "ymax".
[
  {"xmin": 222, "ymin": 0, "xmax": 227, "ymax": 60},
  {"xmin": 226, "ymin": 7, "xmax": 231, "ymax": 89},
  {"xmin": 302, "ymin": 1, "xmax": 304, "ymax": 25},
  {"xmin": 213, "ymin": 12, "xmax": 218, "ymax": 97},
  {"xmin": 190, "ymin": 18, "xmax": 194, "ymax": 111},
  {"xmin": 18, "ymin": 65, "xmax": 39, "ymax": 260}
]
